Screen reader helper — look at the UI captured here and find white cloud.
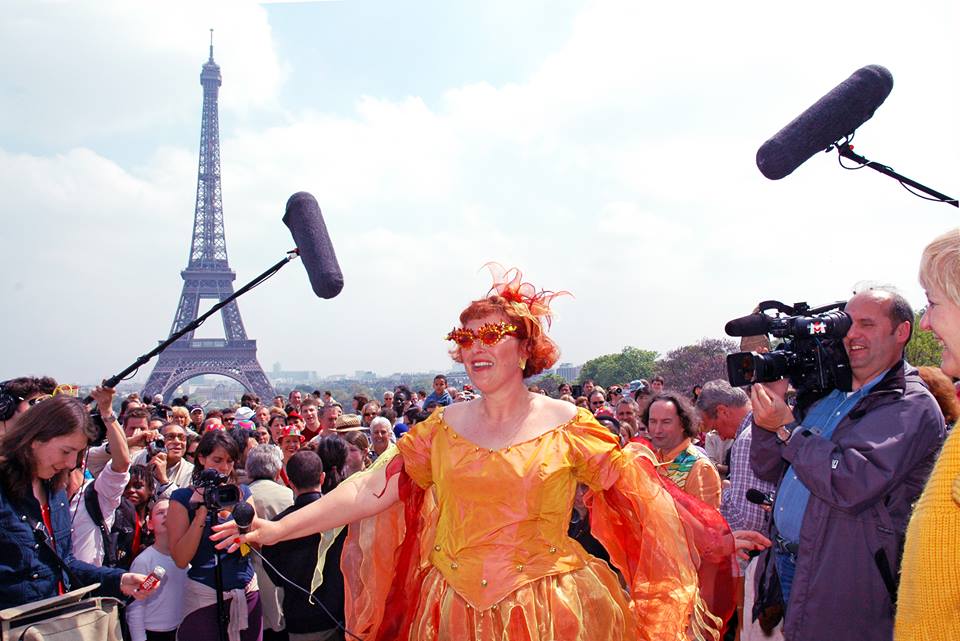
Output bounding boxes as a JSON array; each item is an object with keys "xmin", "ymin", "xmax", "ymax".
[
  {"xmin": 0, "ymin": 1, "xmax": 284, "ymax": 147},
  {"xmin": 1, "ymin": 0, "xmax": 957, "ymax": 385}
]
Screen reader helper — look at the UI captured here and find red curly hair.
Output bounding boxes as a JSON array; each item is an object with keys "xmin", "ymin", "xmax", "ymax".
[{"xmin": 450, "ymin": 295, "xmax": 561, "ymax": 378}]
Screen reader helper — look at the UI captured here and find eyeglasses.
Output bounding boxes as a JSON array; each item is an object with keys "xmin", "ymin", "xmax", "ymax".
[
  {"xmin": 223, "ymin": 417, "xmax": 235, "ymax": 423},
  {"xmin": 446, "ymin": 322, "xmax": 519, "ymax": 349},
  {"xmin": 590, "ymin": 400, "xmax": 605, "ymax": 406},
  {"xmin": 362, "ymin": 412, "xmax": 377, "ymax": 418},
  {"xmin": 163, "ymin": 433, "xmax": 187, "ymax": 441}
]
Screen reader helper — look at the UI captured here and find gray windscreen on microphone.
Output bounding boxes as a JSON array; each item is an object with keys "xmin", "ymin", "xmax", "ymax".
[
  {"xmin": 283, "ymin": 192, "xmax": 344, "ymax": 299},
  {"xmin": 756, "ymin": 65, "xmax": 894, "ymax": 180}
]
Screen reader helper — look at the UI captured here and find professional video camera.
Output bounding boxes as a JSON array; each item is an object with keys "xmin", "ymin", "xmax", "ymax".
[
  {"xmin": 195, "ymin": 468, "xmax": 241, "ymax": 511},
  {"xmin": 724, "ymin": 300, "xmax": 853, "ymax": 395}
]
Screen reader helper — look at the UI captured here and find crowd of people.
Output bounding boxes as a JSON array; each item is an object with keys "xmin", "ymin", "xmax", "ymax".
[{"xmin": 1, "ymin": 235, "xmax": 959, "ymax": 640}]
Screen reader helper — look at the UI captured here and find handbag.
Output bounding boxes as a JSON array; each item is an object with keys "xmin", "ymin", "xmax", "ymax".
[{"xmin": 0, "ymin": 584, "xmax": 122, "ymax": 641}]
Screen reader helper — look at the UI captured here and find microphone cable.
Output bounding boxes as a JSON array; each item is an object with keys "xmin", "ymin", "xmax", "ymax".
[{"xmin": 242, "ymin": 542, "xmax": 361, "ymax": 641}]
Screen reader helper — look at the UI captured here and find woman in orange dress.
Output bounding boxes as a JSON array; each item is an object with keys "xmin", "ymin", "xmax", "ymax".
[{"xmin": 215, "ymin": 265, "xmax": 747, "ymax": 641}]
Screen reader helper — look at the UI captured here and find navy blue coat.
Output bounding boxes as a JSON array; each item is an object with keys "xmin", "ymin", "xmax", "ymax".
[{"xmin": 0, "ymin": 482, "xmax": 124, "ymax": 610}]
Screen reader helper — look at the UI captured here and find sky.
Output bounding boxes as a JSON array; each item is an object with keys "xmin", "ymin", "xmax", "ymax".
[{"xmin": 1, "ymin": 0, "xmax": 958, "ymax": 386}]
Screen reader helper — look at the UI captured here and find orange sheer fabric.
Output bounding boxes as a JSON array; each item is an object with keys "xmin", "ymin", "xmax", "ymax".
[{"xmin": 340, "ymin": 407, "xmax": 733, "ymax": 640}]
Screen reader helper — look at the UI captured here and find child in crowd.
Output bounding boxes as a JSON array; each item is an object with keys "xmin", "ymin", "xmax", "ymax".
[
  {"xmin": 114, "ymin": 464, "xmax": 156, "ymax": 569},
  {"xmin": 126, "ymin": 499, "xmax": 189, "ymax": 641}
]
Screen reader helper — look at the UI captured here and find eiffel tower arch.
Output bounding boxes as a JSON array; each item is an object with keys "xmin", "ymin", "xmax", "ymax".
[{"xmin": 143, "ymin": 36, "xmax": 274, "ymax": 403}]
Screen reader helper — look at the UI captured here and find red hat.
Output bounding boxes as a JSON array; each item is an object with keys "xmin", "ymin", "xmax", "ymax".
[{"xmin": 279, "ymin": 425, "xmax": 305, "ymax": 444}]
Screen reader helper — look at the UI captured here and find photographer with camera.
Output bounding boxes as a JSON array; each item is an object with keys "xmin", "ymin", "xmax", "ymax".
[
  {"xmin": 131, "ymin": 421, "xmax": 195, "ymax": 500},
  {"xmin": 748, "ymin": 288, "xmax": 945, "ymax": 641},
  {"xmin": 167, "ymin": 429, "xmax": 261, "ymax": 641}
]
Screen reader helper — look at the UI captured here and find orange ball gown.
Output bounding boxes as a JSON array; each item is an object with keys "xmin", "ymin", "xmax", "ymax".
[{"xmin": 337, "ymin": 407, "xmax": 733, "ymax": 641}]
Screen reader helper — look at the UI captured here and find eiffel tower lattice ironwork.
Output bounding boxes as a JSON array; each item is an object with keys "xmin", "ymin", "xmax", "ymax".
[{"xmin": 143, "ymin": 37, "xmax": 274, "ymax": 403}]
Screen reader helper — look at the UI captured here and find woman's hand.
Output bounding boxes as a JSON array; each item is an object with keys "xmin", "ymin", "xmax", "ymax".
[
  {"xmin": 211, "ymin": 515, "xmax": 280, "ymax": 552},
  {"xmin": 120, "ymin": 572, "xmax": 160, "ymax": 599},
  {"xmin": 732, "ymin": 529, "xmax": 772, "ymax": 561}
]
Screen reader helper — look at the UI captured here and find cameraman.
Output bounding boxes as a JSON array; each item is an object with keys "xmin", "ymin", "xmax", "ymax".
[
  {"xmin": 166, "ymin": 430, "xmax": 261, "ymax": 641},
  {"xmin": 749, "ymin": 288, "xmax": 945, "ymax": 641},
  {"xmin": 131, "ymin": 421, "xmax": 195, "ymax": 499}
]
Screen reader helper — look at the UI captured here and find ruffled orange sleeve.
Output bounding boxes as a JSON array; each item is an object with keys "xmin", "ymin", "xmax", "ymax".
[
  {"xmin": 569, "ymin": 415, "xmax": 735, "ymax": 641},
  {"xmin": 394, "ymin": 409, "xmax": 440, "ymax": 488}
]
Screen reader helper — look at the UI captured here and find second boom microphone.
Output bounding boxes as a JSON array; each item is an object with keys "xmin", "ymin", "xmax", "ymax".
[{"xmin": 756, "ymin": 65, "xmax": 893, "ymax": 180}]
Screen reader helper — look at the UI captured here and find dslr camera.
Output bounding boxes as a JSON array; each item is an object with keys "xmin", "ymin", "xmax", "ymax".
[
  {"xmin": 195, "ymin": 468, "xmax": 241, "ymax": 511},
  {"xmin": 724, "ymin": 300, "xmax": 852, "ymax": 395}
]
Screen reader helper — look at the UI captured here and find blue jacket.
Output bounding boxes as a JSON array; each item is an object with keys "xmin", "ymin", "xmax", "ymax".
[
  {"xmin": 0, "ymin": 482, "xmax": 124, "ymax": 610},
  {"xmin": 750, "ymin": 361, "xmax": 945, "ymax": 641}
]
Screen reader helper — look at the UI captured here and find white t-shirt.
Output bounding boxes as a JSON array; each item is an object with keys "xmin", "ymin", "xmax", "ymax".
[
  {"xmin": 69, "ymin": 464, "xmax": 130, "ymax": 565},
  {"xmin": 125, "ymin": 545, "xmax": 189, "ymax": 640}
]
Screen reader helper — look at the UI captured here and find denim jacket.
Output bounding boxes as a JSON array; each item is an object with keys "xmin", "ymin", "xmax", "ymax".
[{"xmin": 0, "ymin": 481, "xmax": 124, "ymax": 610}]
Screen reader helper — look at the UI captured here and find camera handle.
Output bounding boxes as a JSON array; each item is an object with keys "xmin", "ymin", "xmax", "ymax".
[{"xmin": 206, "ymin": 508, "xmax": 230, "ymax": 641}]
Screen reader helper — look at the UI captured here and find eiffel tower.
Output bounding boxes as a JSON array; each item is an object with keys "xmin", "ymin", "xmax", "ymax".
[{"xmin": 143, "ymin": 36, "xmax": 274, "ymax": 403}]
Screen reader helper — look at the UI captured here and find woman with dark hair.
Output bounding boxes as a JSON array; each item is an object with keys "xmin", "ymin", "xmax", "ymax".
[
  {"xmin": 314, "ymin": 435, "xmax": 348, "ymax": 495},
  {"xmin": 167, "ymin": 430, "xmax": 261, "ymax": 641},
  {"xmin": 351, "ymin": 395, "xmax": 369, "ymax": 414},
  {"xmin": 215, "ymin": 265, "xmax": 754, "ymax": 640},
  {"xmin": 0, "ymin": 393, "xmax": 157, "ymax": 609}
]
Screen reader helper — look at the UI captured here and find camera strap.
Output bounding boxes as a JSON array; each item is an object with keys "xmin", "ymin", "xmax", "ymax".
[
  {"xmin": 25, "ymin": 510, "xmax": 80, "ymax": 591},
  {"xmin": 83, "ymin": 484, "xmax": 120, "ymax": 567}
]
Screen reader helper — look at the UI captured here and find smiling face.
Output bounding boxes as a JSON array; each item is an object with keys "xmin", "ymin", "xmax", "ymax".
[
  {"xmin": 161, "ymin": 424, "xmax": 187, "ymax": 465},
  {"xmin": 371, "ymin": 422, "xmax": 392, "ymax": 451},
  {"xmin": 280, "ymin": 436, "xmax": 301, "ymax": 458},
  {"xmin": 31, "ymin": 431, "xmax": 88, "ymax": 480},
  {"xmin": 460, "ymin": 313, "xmax": 525, "ymax": 394},
  {"xmin": 843, "ymin": 292, "xmax": 910, "ymax": 388},
  {"xmin": 921, "ymin": 283, "xmax": 960, "ymax": 377}
]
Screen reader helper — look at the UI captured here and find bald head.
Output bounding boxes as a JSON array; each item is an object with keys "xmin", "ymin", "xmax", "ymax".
[{"xmin": 844, "ymin": 288, "xmax": 913, "ymax": 388}]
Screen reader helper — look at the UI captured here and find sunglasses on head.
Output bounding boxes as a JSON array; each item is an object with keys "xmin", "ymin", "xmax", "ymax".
[{"xmin": 446, "ymin": 322, "xmax": 519, "ymax": 349}]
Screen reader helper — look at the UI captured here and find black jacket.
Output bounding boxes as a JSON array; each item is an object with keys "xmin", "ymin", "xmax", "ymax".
[{"xmin": 262, "ymin": 492, "xmax": 346, "ymax": 634}]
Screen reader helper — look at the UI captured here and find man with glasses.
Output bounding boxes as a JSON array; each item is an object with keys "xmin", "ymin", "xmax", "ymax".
[
  {"xmin": 132, "ymin": 422, "xmax": 195, "ymax": 499},
  {"xmin": 588, "ymin": 390, "xmax": 608, "ymax": 415}
]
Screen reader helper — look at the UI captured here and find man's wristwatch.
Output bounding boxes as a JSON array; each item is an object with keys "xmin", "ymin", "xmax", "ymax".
[
  {"xmin": 101, "ymin": 413, "xmax": 117, "ymax": 423},
  {"xmin": 775, "ymin": 425, "xmax": 792, "ymax": 444}
]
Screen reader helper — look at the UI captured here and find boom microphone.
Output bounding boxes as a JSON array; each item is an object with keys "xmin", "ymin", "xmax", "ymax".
[
  {"xmin": 756, "ymin": 65, "xmax": 893, "ymax": 180},
  {"xmin": 725, "ymin": 313, "xmax": 770, "ymax": 337},
  {"xmin": 283, "ymin": 192, "xmax": 344, "ymax": 299}
]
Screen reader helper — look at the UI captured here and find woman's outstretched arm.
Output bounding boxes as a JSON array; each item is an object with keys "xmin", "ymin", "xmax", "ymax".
[{"xmin": 213, "ymin": 458, "xmax": 400, "ymax": 549}]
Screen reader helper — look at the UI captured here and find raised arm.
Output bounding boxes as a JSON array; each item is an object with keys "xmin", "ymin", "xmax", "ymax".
[{"xmin": 213, "ymin": 457, "xmax": 401, "ymax": 549}]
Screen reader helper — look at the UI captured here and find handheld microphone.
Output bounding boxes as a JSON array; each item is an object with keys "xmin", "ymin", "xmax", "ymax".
[
  {"xmin": 756, "ymin": 65, "xmax": 894, "ymax": 180},
  {"xmin": 138, "ymin": 566, "xmax": 166, "ymax": 591},
  {"xmin": 283, "ymin": 192, "xmax": 344, "ymax": 299},
  {"xmin": 725, "ymin": 313, "xmax": 770, "ymax": 337},
  {"xmin": 231, "ymin": 501, "xmax": 256, "ymax": 534},
  {"xmin": 746, "ymin": 488, "xmax": 775, "ymax": 507}
]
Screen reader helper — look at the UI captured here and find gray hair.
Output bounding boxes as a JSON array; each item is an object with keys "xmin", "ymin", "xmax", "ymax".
[
  {"xmin": 245, "ymin": 444, "xmax": 284, "ymax": 480},
  {"xmin": 370, "ymin": 416, "xmax": 392, "ymax": 431},
  {"xmin": 695, "ymin": 379, "xmax": 749, "ymax": 418}
]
